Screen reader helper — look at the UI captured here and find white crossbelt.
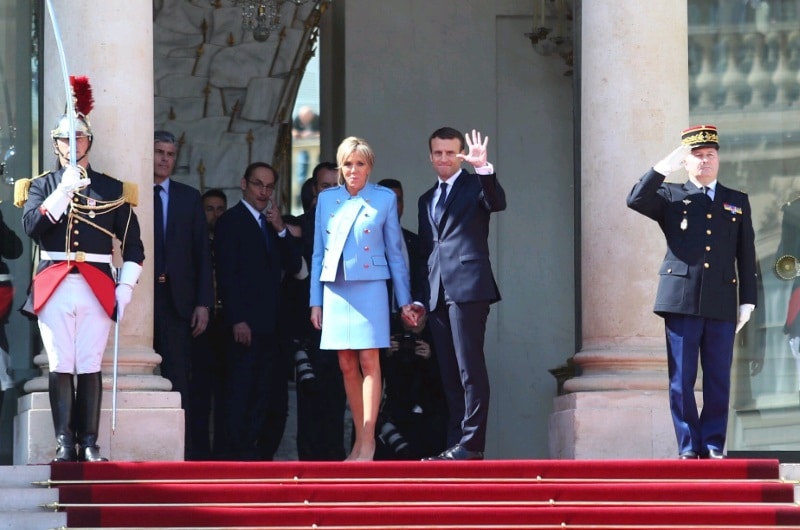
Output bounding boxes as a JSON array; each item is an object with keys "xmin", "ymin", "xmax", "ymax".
[{"xmin": 40, "ymin": 251, "xmax": 112, "ymax": 264}]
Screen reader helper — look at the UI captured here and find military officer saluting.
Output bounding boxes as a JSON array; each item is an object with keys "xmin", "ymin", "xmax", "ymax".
[
  {"xmin": 627, "ymin": 125, "xmax": 757, "ymax": 460},
  {"xmin": 15, "ymin": 77, "xmax": 144, "ymax": 462}
]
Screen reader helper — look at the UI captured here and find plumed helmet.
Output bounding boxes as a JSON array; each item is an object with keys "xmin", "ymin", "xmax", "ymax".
[
  {"xmin": 50, "ymin": 112, "xmax": 93, "ymax": 139},
  {"xmin": 51, "ymin": 76, "xmax": 94, "ymax": 140}
]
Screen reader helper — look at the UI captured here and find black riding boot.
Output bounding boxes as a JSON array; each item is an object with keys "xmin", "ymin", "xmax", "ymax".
[
  {"xmin": 75, "ymin": 372, "xmax": 108, "ymax": 462},
  {"xmin": 48, "ymin": 372, "xmax": 77, "ymax": 462}
]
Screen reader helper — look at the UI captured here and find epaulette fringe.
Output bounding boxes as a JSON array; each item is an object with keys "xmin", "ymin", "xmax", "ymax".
[{"xmin": 122, "ymin": 181, "xmax": 138, "ymax": 206}]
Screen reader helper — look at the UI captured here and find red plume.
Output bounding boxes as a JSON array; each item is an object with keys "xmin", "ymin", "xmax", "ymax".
[{"xmin": 69, "ymin": 76, "xmax": 94, "ymax": 116}]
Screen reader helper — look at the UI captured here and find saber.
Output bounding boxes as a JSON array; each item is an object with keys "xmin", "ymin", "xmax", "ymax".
[
  {"xmin": 112, "ymin": 302, "xmax": 120, "ymax": 433},
  {"xmin": 44, "ymin": 0, "xmax": 76, "ymax": 166},
  {"xmin": 111, "ymin": 265, "xmax": 121, "ymax": 433}
]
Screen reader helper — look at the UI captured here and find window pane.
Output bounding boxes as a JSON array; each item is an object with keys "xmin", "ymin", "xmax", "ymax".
[{"xmin": 689, "ymin": 0, "xmax": 800, "ymax": 453}]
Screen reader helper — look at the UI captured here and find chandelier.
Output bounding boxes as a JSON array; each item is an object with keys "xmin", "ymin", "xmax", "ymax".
[
  {"xmin": 232, "ymin": 0, "xmax": 310, "ymax": 42},
  {"xmin": 525, "ymin": 0, "xmax": 574, "ymax": 73}
]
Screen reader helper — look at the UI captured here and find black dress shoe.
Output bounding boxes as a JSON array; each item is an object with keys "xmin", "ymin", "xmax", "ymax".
[
  {"xmin": 425, "ymin": 444, "xmax": 484, "ymax": 461},
  {"xmin": 678, "ymin": 450, "xmax": 698, "ymax": 459},
  {"xmin": 704, "ymin": 449, "xmax": 726, "ymax": 459}
]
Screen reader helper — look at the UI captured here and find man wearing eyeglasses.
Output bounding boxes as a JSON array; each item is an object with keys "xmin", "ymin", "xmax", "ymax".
[
  {"xmin": 152, "ymin": 130, "xmax": 214, "ymax": 460},
  {"xmin": 214, "ymin": 161, "xmax": 302, "ymax": 460}
]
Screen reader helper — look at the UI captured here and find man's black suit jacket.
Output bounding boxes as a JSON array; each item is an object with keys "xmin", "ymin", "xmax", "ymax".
[
  {"xmin": 214, "ymin": 201, "xmax": 302, "ymax": 334},
  {"xmin": 161, "ymin": 180, "xmax": 213, "ymax": 320},
  {"xmin": 417, "ymin": 171, "xmax": 506, "ymax": 309}
]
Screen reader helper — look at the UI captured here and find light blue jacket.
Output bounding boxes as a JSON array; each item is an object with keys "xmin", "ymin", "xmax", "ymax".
[{"xmin": 310, "ymin": 183, "xmax": 411, "ymax": 308}]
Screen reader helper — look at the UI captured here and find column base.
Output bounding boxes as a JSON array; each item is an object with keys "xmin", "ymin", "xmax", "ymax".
[
  {"xmin": 13, "ymin": 391, "xmax": 184, "ymax": 464},
  {"xmin": 548, "ymin": 390, "xmax": 703, "ymax": 459}
]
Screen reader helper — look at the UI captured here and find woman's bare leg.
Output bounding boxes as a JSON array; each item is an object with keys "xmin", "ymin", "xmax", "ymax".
[
  {"xmin": 338, "ymin": 349, "xmax": 363, "ymax": 460},
  {"xmin": 354, "ymin": 348, "xmax": 380, "ymax": 461}
]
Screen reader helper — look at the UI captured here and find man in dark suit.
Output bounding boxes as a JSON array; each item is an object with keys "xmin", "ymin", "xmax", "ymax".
[
  {"xmin": 627, "ymin": 125, "xmax": 757, "ymax": 459},
  {"xmin": 214, "ymin": 161, "xmax": 302, "ymax": 460},
  {"xmin": 417, "ymin": 128, "xmax": 506, "ymax": 461},
  {"xmin": 153, "ymin": 130, "xmax": 214, "ymax": 459}
]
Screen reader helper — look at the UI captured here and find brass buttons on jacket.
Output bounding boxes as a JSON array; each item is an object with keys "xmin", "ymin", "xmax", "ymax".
[
  {"xmin": 705, "ymin": 246, "xmax": 711, "ymax": 252},
  {"xmin": 706, "ymin": 229, "xmax": 712, "ymax": 235},
  {"xmin": 704, "ymin": 263, "xmax": 710, "ymax": 269}
]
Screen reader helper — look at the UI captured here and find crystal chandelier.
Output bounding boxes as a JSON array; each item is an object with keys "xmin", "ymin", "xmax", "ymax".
[
  {"xmin": 232, "ymin": 0, "xmax": 310, "ymax": 42},
  {"xmin": 525, "ymin": 0, "xmax": 574, "ymax": 74}
]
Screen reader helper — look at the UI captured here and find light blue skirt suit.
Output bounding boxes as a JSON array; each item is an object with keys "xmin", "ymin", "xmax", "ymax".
[{"xmin": 310, "ymin": 183, "xmax": 412, "ymax": 350}]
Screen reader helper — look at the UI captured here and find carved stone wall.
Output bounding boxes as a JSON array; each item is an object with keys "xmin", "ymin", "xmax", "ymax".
[{"xmin": 153, "ymin": 0, "xmax": 328, "ymax": 201}]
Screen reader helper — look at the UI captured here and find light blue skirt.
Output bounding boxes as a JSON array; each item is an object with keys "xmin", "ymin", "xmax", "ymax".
[{"xmin": 319, "ymin": 269, "xmax": 389, "ymax": 350}]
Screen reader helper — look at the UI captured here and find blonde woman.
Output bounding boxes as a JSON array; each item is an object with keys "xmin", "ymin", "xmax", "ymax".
[{"xmin": 310, "ymin": 137, "xmax": 419, "ymax": 461}]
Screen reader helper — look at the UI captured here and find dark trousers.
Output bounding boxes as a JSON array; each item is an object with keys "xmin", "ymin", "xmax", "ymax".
[
  {"xmin": 189, "ymin": 312, "xmax": 228, "ymax": 460},
  {"xmin": 154, "ymin": 284, "xmax": 193, "ymax": 457},
  {"xmin": 224, "ymin": 331, "xmax": 288, "ymax": 460},
  {"xmin": 664, "ymin": 313, "xmax": 735, "ymax": 455},
  {"xmin": 295, "ymin": 347, "xmax": 346, "ymax": 461},
  {"xmin": 428, "ymin": 298, "xmax": 490, "ymax": 452}
]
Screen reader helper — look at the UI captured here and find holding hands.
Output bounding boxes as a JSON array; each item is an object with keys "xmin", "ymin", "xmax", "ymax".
[
  {"xmin": 400, "ymin": 304, "xmax": 426, "ymax": 329},
  {"xmin": 457, "ymin": 129, "xmax": 489, "ymax": 169}
]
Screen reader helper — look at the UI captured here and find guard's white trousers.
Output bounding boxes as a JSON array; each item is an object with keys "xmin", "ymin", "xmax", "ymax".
[{"xmin": 37, "ymin": 274, "xmax": 112, "ymax": 374}]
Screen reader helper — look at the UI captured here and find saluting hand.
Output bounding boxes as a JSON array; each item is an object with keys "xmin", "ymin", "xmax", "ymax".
[{"xmin": 457, "ymin": 129, "xmax": 489, "ymax": 169}]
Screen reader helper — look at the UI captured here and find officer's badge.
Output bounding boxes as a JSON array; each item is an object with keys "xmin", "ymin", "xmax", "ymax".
[
  {"xmin": 680, "ymin": 218, "xmax": 688, "ymax": 231},
  {"xmin": 682, "ymin": 199, "xmax": 692, "ymax": 205}
]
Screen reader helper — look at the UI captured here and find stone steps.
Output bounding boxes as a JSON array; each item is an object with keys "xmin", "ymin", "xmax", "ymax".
[{"xmin": 0, "ymin": 464, "xmax": 66, "ymax": 529}]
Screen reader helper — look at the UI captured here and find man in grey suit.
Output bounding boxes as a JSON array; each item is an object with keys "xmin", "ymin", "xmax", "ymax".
[
  {"xmin": 153, "ymin": 130, "xmax": 214, "ymax": 459},
  {"xmin": 417, "ymin": 127, "xmax": 506, "ymax": 460}
]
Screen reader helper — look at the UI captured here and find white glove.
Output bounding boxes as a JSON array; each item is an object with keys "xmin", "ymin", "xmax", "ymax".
[
  {"xmin": 43, "ymin": 166, "xmax": 92, "ymax": 220},
  {"xmin": 115, "ymin": 262, "xmax": 142, "ymax": 321},
  {"xmin": 115, "ymin": 284, "xmax": 133, "ymax": 320},
  {"xmin": 57, "ymin": 165, "xmax": 91, "ymax": 196},
  {"xmin": 735, "ymin": 303, "xmax": 755, "ymax": 334},
  {"xmin": 653, "ymin": 145, "xmax": 690, "ymax": 176}
]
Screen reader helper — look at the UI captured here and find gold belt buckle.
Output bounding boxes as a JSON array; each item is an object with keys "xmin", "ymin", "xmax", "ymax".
[{"xmin": 75, "ymin": 251, "xmax": 87, "ymax": 262}]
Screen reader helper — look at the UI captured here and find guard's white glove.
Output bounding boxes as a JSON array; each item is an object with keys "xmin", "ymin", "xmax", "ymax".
[
  {"xmin": 653, "ymin": 145, "xmax": 690, "ymax": 176},
  {"xmin": 115, "ymin": 262, "xmax": 142, "ymax": 321},
  {"xmin": 735, "ymin": 303, "xmax": 755, "ymax": 334},
  {"xmin": 57, "ymin": 165, "xmax": 91, "ymax": 196},
  {"xmin": 41, "ymin": 166, "xmax": 92, "ymax": 220}
]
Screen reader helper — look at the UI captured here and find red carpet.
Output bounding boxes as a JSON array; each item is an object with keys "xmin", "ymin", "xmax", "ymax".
[{"xmin": 47, "ymin": 459, "xmax": 800, "ymax": 528}]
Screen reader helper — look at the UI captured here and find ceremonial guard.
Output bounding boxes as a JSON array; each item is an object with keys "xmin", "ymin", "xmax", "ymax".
[{"xmin": 15, "ymin": 77, "xmax": 144, "ymax": 462}]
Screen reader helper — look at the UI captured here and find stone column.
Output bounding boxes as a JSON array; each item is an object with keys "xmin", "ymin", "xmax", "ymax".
[
  {"xmin": 14, "ymin": 0, "xmax": 183, "ymax": 463},
  {"xmin": 549, "ymin": 1, "xmax": 691, "ymax": 459}
]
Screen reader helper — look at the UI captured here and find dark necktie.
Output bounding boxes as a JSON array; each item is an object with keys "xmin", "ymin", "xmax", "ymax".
[
  {"xmin": 434, "ymin": 181, "xmax": 448, "ymax": 225},
  {"xmin": 259, "ymin": 213, "xmax": 271, "ymax": 252},
  {"xmin": 703, "ymin": 186, "xmax": 712, "ymax": 200},
  {"xmin": 154, "ymin": 185, "xmax": 165, "ymax": 275}
]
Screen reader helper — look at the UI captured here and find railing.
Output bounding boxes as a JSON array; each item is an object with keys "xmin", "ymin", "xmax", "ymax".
[{"xmin": 689, "ymin": 23, "xmax": 800, "ymax": 111}]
